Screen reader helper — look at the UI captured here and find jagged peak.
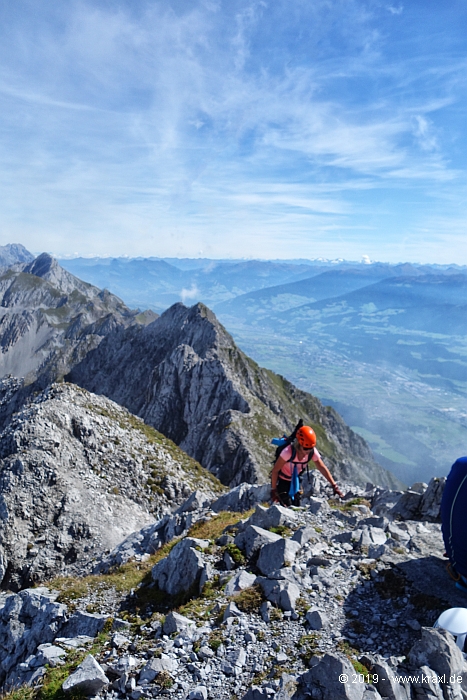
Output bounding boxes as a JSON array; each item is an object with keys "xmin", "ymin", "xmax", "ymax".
[
  {"xmin": 23, "ymin": 252, "xmax": 57, "ymax": 277},
  {"xmin": 20, "ymin": 252, "xmax": 113, "ymax": 299}
]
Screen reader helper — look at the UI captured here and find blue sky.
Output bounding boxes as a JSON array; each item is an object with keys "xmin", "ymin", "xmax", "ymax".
[{"xmin": 0, "ymin": 0, "xmax": 466, "ymax": 263}]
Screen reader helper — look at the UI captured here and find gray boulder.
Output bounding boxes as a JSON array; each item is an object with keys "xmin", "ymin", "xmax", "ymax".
[
  {"xmin": 387, "ymin": 523, "xmax": 410, "ymax": 544},
  {"xmin": 300, "ymin": 653, "xmax": 365, "ymax": 699},
  {"xmin": 358, "ymin": 526, "xmax": 387, "ymax": 548},
  {"xmin": 235, "ymin": 525, "xmax": 281, "ymax": 558},
  {"xmin": 368, "ymin": 544, "xmax": 387, "ymax": 559},
  {"xmin": 404, "ymin": 665, "xmax": 443, "ymax": 700},
  {"xmin": 291, "ymin": 526, "xmax": 315, "ymax": 545},
  {"xmin": 257, "ymin": 538, "xmax": 301, "ymax": 576},
  {"xmin": 305, "ymin": 608, "xmax": 329, "ymax": 631},
  {"xmin": 152, "ymin": 537, "xmax": 208, "ymax": 595},
  {"xmin": 408, "ymin": 627, "xmax": 467, "ymax": 688},
  {"xmin": 371, "ymin": 489, "xmax": 404, "ymax": 516},
  {"xmin": 0, "ymin": 587, "xmax": 67, "ymax": 688},
  {"xmin": 249, "ymin": 504, "xmax": 296, "ymax": 530},
  {"xmin": 241, "ymin": 688, "xmax": 271, "ymax": 699},
  {"xmin": 211, "ymin": 484, "xmax": 271, "ymax": 513},
  {"xmin": 62, "ymin": 654, "xmax": 109, "ymax": 695},
  {"xmin": 308, "ymin": 497, "xmax": 331, "ymax": 515},
  {"xmin": 34, "ymin": 644, "xmax": 66, "ymax": 668},
  {"xmin": 256, "ymin": 577, "xmax": 300, "ymax": 612},
  {"xmin": 391, "ymin": 491, "xmax": 423, "ymax": 520},
  {"xmin": 163, "ymin": 611, "xmax": 196, "ymax": 636},
  {"xmin": 224, "ymin": 571, "xmax": 257, "ymax": 596},
  {"xmin": 360, "ymin": 655, "xmax": 408, "ymax": 700},
  {"xmin": 419, "ymin": 477, "xmax": 445, "ymax": 522},
  {"xmin": 223, "ymin": 602, "xmax": 243, "ymax": 621},
  {"xmin": 175, "ymin": 491, "xmax": 212, "ymax": 514},
  {"xmin": 410, "ymin": 482, "xmax": 428, "ymax": 494},
  {"xmin": 60, "ymin": 611, "xmax": 109, "ymax": 639},
  {"xmin": 138, "ymin": 654, "xmax": 178, "ymax": 683}
]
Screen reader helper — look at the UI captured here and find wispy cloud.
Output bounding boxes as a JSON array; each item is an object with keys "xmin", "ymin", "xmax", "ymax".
[{"xmin": 0, "ymin": 0, "xmax": 466, "ymax": 262}]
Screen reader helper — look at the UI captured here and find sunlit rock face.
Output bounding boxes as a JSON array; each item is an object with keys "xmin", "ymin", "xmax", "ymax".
[
  {"xmin": 69, "ymin": 301, "xmax": 399, "ymax": 490},
  {"xmin": 0, "ymin": 382, "xmax": 222, "ymax": 591}
]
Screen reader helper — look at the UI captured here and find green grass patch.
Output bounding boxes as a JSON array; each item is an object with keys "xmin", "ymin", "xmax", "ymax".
[
  {"xmin": 233, "ymin": 585, "xmax": 264, "ymax": 613},
  {"xmin": 297, "ymin": 633, "xmax": 320, "ymax": 665},
  {"xmin": 187, "ymin": 511, "xmax": 252, "ymax": 541},
  {"xmin": 268, "ymin": 525, "xmax": 293, "ymax": 538},
  {"xmin": 224, "ymin": 543, "xmax": 245, "ymax": 566},
  {"xmin": 47, "ymin": 538, "xmax": 180, "ymax": 607},
  {"xmin": 329, "ymin": 498, "xmax": 371, "ymax": 512}
]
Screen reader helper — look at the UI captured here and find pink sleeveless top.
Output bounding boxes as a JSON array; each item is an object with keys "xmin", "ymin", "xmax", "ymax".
[{"xmin": 278, "ymin": 444, "xmax": 321, "ymax": 480}]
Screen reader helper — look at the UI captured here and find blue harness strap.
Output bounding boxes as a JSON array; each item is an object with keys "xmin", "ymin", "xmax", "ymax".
[{"xmin": 288, "ymin": 464, "xmax": 300, "ymax": 498}]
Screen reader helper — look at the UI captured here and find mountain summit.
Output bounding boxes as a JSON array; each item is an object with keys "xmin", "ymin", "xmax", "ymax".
[
  {"xmin": 69, "ymin": 301, "xmax": 400, "ymax": 489},
  {"xmin": 0, "ymin": 252, "xmax": 155, "ymax": 386}
]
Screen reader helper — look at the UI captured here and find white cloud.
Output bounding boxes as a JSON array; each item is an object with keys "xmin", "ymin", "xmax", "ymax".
[{"xmin": 0, "ymin": 0, "xmax": 465, "ymax": 262}]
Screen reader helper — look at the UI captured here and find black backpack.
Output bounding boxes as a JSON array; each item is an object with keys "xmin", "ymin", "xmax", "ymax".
[{"xmin": 271, "ymin": 419, "xmax": 314, "ymax": 479}]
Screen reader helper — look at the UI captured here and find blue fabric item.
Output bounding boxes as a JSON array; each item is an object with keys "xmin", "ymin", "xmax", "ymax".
[
  {"xmin": 455, "ymin": 577, "xmax": 467, "ymax": 593},
  {"xmin": 289, "ymin": 464, "xmax": 300, "ymax": 498},
  {"xmin": 441, "ymin": 456, "xmax": 467, "ymax": 580},
  {"xmin": 271, "ymin": 436, "xmax": 287, "ymax": 447}
]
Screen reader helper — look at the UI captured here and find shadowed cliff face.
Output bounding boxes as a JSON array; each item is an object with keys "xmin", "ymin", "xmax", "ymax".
[{"xmin": 69, "ymin": 302, "xmax": 401, "ymax": 490}]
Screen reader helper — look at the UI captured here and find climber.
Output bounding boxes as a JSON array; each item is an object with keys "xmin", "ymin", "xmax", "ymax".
[
  {"xmin": 441, "ymin": 456, "xmax": 467, "ymax": 592},
  {"xmin": 270, "ymin": 425, "xmax": 344, "ymax": 507}
]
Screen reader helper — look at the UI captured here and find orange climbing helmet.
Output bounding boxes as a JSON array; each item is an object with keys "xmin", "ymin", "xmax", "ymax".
[{"xmin": 296, "ymin": 425, "xmax": 316, "ymax": 449}]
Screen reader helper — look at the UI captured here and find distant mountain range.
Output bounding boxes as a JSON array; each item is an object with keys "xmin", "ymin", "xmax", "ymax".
[
  {"xmin": 0, "ymin": 245, "xmax": 397, "ymax": 491},
  {"xmin": 60, "ymin": 256, "xmax": 339, "ymax": 311},
  {"xmin": 58, "ymin": 253, "xmax": 467, "ymax": 485}
]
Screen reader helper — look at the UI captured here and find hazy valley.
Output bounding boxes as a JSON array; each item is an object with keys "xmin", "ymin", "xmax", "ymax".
[{"xmin": 60, "ymin": 254, "xmax": 467, "ymax": 486}]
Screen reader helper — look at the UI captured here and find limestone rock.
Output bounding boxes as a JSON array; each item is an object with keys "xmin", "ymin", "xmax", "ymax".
[
  {"xmin": 391, "ymin": 491, "xmax": 423, "ymax": 520},
  {"xmin": 256, "ymin": 577, "xmax": 300, "ymax": 612},
  {"xmin": 235, "ymin": 525, "xmax": 282, "ymax": 558},
  {"xmin": 162, "ymin": 611, "xmax": 196, "ymax": 636},
  {"xmin": 291, "ymin": 526, "xmax": 315, "ymax": 545},
  {"xmin": 408, "ymin": 627, "xmax": 467, "ymax": 683},
  {"xmin": 0, "ymin": 588, "xmax": 66, "ymax": 688},
  {"xmin": 60, "ymin": 611, "xmax": 109, "ymax": 639},
  {"xmin": 301, "ymin": 653, "xmax": 365, "ymax": 699},
  {"xmin": 152, "ymin": 537, "xmax": 208, "ymax": 596},
  {"xmin": 62, "ymin": 654, "xmax": 109, "ymax": 695},
  {"xmin": 249, "ymin": 504, "xmax": 296, "ymax": 530},
  {"xmin": 419, "ymin": 478, "xmax": 445, "ymax": 522},
  {"xmin": 257, "ymin": 539, "xmax": 301, "ymax": 576},
  {"xmin": 138, "ymin": 654, "xmax": 178, "ymax": 683},
  {"xmin": 224, "ymin": 571, "xmax": 257, "ymax": 596},
  {"xmin": 305, "ymin": 608, "xmax": 329, "ymax": 631},
  {"xmin": 0, "ymin": 382, "xmax": 221, "ymax": 589}
]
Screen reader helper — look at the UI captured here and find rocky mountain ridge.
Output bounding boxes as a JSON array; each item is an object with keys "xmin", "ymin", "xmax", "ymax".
[
  {"xmin": 68, "ymin": 301, "xmax": 400, "ymax": 490},
  {"xmin": 0, "ymin": 381, "xmax": 222, "ymax": 591},
  {"xmin": 0, "ymin": 252, "xmax": 156, "ymax": 390},
  {"xmin": 0, "ymin": 251, "xmax": 397, "ymax": 491},
  {"xmin": 0, "ymin": 477, "xmax": 464, "ymax": 700}
]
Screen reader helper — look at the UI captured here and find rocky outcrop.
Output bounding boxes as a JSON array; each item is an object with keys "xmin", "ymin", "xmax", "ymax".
[
  {"xmin": 0, "ymin": 482, "xmax": 463, "ymax": 700},
  {"xmin": 373, "ymin": 477, "xmax": 445, "ymax": 522},
  {"xmin": 0, "ymin": 253, "xmax": 156, "ymax": 397},
  {"xmin": 68, "ymin": 301, "xmax": 400, "ymax": 490},
  {"xmin": 0, "ymin": 382, "xmax": 222, "ymax": 590}
]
